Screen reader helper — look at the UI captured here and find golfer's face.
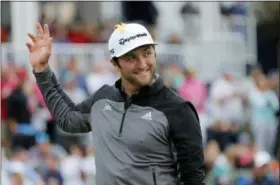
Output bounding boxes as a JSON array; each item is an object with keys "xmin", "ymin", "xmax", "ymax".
[{"xmin": 118, "ymin": 45, "xmax": 156, "ymax": 87}]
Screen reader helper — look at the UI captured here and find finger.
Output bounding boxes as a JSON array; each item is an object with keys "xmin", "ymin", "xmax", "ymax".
[
  {"xmin": 44, "ymin": 24, "xmax": 50, "ymax": 38},
  {"xmin": 27, "ymin": 33, "xmax": 36, "ymax": 43},
  {"xmin": 36, "ymin": 22, "xmax": 44, "ymax": 39},
  {"xmin": 47, "ymin": 37, "xmax": 53, "ymax": 53},
  {"xmin": 26, "ymin": 42, "xmax": 33, "ymax": 52}
]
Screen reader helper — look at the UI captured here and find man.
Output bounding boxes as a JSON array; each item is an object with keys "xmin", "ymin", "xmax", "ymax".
[
  {"xmin": 208, "ymin": 69, "xmax": 245, "ymax": 127},
  {"xmin": 178, "ymin": 68, "xmax": 208, "ymax": 145},
  {"xmin": 28, "ymin": 132, "xmax": 68, "ymax": 174},
  {"xmin": 8, "ymin": 147, "xmax": 44, "ymax": 185},
  {"xmin": 26, "ymin": 22, "xmax": 205, "ymax": 185},
  {"xmin": 6, "ymin": 68, "xmax": 36, "ymax": 149}
]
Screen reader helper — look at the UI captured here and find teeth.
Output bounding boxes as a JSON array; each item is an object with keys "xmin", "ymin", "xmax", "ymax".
[{"xmin": 135, "ymin": 70, "xmax": 149, "ymax": 75}]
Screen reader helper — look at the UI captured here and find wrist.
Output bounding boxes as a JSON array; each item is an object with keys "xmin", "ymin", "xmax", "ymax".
[
  {"xmin": 33, "ymin": 64, "xmax": 50, "ymax": 73},
  {"xmin": 33, "ymin": 66, "xmax": 52, "ymax": 83}
]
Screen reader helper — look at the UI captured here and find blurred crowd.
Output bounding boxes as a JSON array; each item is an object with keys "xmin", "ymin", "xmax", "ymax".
[
  {"xmin": 1, "ymin": 2, "xmax": 249, "ymax": 44},
  {"xmin": 2, "ymin": 15, "xmax": 151, "ymax": 44},
  {"xmin": 1, "ymin": 54, "xmax": 279, "ymax": 185},
  {"xmin": 2, "ymin": 15, "xmax": 121, "ymax": 44}
]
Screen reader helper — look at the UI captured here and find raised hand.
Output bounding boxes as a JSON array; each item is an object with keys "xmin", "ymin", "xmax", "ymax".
[{"xmin": 26, "ymin": 22, "xmax": 53, "ymax": 72}]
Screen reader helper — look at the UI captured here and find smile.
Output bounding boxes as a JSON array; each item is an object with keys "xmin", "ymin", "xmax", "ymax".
[{"xmin": 134, "ymin": 69, "xmax": 150, "ymax": 75}]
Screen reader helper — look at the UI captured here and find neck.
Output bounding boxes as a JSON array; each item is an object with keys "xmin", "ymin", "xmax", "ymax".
[
  {"xmin": 121, "ymin": 79, "xmax": 140, "ymax": 98},
  {"xmin": 121, "ymin": 77, "xmax": 156, "ymax": 98}
]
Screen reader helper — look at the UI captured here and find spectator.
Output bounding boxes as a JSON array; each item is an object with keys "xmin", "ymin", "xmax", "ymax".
[
  {"xmin": 208, "ymin": 69, "xmax": 245, "ymax": 127},
  {"xmin": 8, "ymin": 161, "xmax": 34, "ymax": 185},
  {"xmin": 179, "ymin": 67, "xmax": 208, "ymax": 114},
  {"xmin": 240, "ymin": 65, "xmax": 264, "ymax": 126},
  {"xmin": 86, "ymin": 62, "xmax": 117, "ymax": 94},
  {"xmin": 207, "ymin": 145, "xmax": 238, "ymax": 185},
  {"xmin": 44, "ymin": 154, "xmax": 64, "ymax": 185},
  {"xmin": 29, "ymin": 132, "xmax": 68, "ymax": 175},
  {"xmin": 207, "ymin": 120, "xmax": 238, "ymax": 151},
  {"xmin": 161, "ymin": 62, "xmax": 185, "ymax": 92},
  {"xmin": 241, "ymin": 65, "xmax": 264, "ymax": 98},
  {"xmin": 6, "ymin": 68, "xmax": 35, "ymax": 149},
  {"xmin": 57, "ymin": 71, "xmax": 90, "ymax": 148},
  {"xmin": 2, "ymin": 150, "xmax": 11, "ymax": 185},
  {"xmin": 236, "ymin": 151, "xmax": 279, "ymax": 185},
  {"xmin": 1, "ymin": 65, "xmax": 17, "ymax": 146},
  {"xmin": 8, "ymin": 147, "xmax": 44, "ymax": 185},
  {"xmin": 248, "ymin": 75, "xmax": 279, "ymax": 154},
  {"xmin": 204, "ymin": 140, "xmax": 221, "ymax": 175},
  {"xmin": 178, "ymin": 67, "xmax": 208, "ymax": 144},
  {"xmin": 81, "ymin": 145, "xmax": 96, "ymax": 185},
  {"xmin": 23, "ymin": 79, "xmax": 50, "ymax": 133},
  {"xmin": 63, "ymin": 71, "xmax": 87, "ymax": 103},
  {"xmin": 234, "ymin": 134, "xmax": 256, "ymax": 170},
  {"xmin": 60, "ymin": 145, "xmax": 84, "ymax": 185},
  {"xmin": 60, "ymin": 57, "xmax": 90, "ymax": 96}
]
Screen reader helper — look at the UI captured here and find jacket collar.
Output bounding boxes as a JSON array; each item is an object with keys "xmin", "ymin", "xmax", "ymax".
[{"xmin": 114, "ymin": 73, "xmax": 165, "ymax": 99}]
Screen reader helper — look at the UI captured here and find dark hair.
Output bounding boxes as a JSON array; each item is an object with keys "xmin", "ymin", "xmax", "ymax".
[{"xmin": 112, "ymin": 57, "xmax": 120, "ymax": 68}]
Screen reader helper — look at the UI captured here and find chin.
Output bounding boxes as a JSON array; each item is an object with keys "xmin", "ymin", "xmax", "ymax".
[{"xmin": 137, "ymin": 77, "xmax": 153, "ymax": 87}]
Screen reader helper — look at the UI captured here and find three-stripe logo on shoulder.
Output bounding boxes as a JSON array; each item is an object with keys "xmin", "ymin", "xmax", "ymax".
[{"xmin": 141, "ymin": 112, "xmax": 152, "ymax": 120}]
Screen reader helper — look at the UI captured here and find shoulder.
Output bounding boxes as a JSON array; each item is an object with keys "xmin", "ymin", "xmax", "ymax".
[
  {"xmin": 159, "ymin": 87, "xmax": 200, "ymax": 122},
  {"xmin": 92, "ymin": 84, "xmax": 122, "ymax": 102}
]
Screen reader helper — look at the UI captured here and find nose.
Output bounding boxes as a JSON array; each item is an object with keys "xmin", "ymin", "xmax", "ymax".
[{"xmin": 136, "ymin": 56, "xmax": 147, "ymax": 69}]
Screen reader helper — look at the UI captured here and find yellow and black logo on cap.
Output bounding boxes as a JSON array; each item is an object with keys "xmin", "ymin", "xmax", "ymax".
[{"xmin": 114, "ymin": 23, "xmax": 126, "ymax": 33}]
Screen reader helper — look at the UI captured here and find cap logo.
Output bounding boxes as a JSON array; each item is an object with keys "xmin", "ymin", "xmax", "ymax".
[
  {"xmin": 119, "ymin": 33, "xmax": 148, "ymax": 45},
  {"xmin": 110, "ymin": 49, "xmax": 115, "ymax": 55},
  {"xmin": 114, "ymin": 23, "xmax": 126, "ymax": 33}
]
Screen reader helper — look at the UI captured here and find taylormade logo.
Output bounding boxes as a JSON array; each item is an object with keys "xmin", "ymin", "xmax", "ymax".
[{"xmin": 119, "ymin": 33, "xmax": 148, "ymax": 45}]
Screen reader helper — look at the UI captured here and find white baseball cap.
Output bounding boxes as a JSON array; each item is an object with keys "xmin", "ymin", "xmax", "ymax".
[
  {"xmin": 108, "ymin": 23, "xmax": 156, "ymax": 58},
  {"xmin": 254, "ymin": 151, "xmax": 271, "ymax": 168}
]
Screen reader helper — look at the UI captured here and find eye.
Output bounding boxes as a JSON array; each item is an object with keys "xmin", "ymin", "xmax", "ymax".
[
  {"xmin": 144, "ymin": 50, "xmax": 152, "ymax": 57},
  {"xmin": 125, "ymin": 56, "xmax": 135, "ymax": 62}
]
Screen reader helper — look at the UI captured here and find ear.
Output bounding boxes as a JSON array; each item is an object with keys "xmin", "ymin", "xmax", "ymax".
[
  {"xmin": 110, "ymin": 58, "xmax": 119, "ymax": 69},
  {"xmin": 110, "ymin": 58, "xmax": 116, "ymax": 66}
]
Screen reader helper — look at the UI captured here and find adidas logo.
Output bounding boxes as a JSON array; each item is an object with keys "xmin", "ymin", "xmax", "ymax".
[
  {"xmin": 141, "ymin": 112, "xmax": 152, "ymax": 120},
  {"xmin": 104, "ymin": 104, "xmax": 112, "ymax": 111}
]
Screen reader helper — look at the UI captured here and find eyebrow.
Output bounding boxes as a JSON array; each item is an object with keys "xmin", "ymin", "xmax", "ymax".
[{"xmin": 143, "ymin": 46, "xmax": 152, "ymax": 51}]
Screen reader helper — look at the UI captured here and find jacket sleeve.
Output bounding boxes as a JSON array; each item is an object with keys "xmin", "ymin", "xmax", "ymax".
[
  {"xmin": 33, "ymin": 67, "xmax": 94, "ymax": 133},
  {"xmin": 169, "ymin": 102, "xmax": 205, "ymax": 185}
]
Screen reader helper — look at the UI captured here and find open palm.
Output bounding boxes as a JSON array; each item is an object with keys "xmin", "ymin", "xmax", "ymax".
[{"xmin": 26, "ymin": 22, "xmax": 53, "ymax": 72}]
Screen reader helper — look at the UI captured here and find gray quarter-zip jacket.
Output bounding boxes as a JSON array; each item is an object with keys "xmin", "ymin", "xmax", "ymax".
[{"xmin": 34, "ymin": 67, "xmax": 205, "ymax": 185}]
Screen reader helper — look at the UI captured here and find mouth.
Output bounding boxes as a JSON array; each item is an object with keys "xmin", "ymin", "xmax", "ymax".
[{"xmin": 134, "ymin": 69, "xmax": 150, "ymax": 75}]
